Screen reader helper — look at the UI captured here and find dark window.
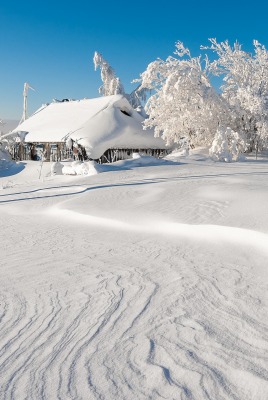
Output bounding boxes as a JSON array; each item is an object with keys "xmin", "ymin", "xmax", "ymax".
[{"xmin": 120, "ymin": 109, "xmax": 131, "ymax": 117}]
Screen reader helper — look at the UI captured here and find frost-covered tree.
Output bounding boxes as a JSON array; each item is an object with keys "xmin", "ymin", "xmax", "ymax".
[
  {"xmin": 136, "ymin": 42, "xmax": 229, "ymax": 147},
  {"xmin": 127, "ymin": 84, "xmax": 149, "ymax": 109},
  {"xmin": 203, "ymin": 39, "xmax": 268, "ymax": 155},
  {"xmin": 93, "ymin": 52, "xmax": 125, "ymax": 96},
  {"xmin": 93, "ymin": 52, "xmax": 150, "ymax": 109}
]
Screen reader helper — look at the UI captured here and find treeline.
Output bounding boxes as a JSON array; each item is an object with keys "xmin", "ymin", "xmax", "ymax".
[{"xmin": 96, "ymin": 39, "xmax": 268, "ymax": 161}]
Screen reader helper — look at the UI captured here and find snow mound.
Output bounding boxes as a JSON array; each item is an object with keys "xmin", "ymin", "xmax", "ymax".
[
  {"xmin": 115, "ymin": 153, "xmax": 172, "ymax": 168},
  {"xmin": 51, "ymin": 154, "xmax": 177, "ymax": 176},
  {"xmin": 165, "ymin": 147, "xmax": 210, "ymax": 162},
  {"xmin": 0, "ymin": 146, "xmax": 17, "ymax": 177},
  {"xmin": 52, "ymin": 160, "xmax": 103, "ymax": 176}
]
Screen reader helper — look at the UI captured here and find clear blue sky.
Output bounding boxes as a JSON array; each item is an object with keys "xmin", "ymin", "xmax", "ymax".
[{"xmin": 1, "ymin": 0, "xmax": 267, "ymax": 119}]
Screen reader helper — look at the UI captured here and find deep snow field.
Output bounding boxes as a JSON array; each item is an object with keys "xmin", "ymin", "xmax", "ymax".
[{"xmin": 0, "ymin": 150, "xmax": 268, "ymax": 400}]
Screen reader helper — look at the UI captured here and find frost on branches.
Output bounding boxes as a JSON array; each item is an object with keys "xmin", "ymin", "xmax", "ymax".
[
  {"xmin": 93, "ymin": 40, "xmax": 268, "ymax": 161},
  {"xmin": 93, "ymin": 52, "xmax": 125, "ymax": 97},
  {"xmin": 93, "ymin": 52, "xmax": 149, "ymax": 109},
  {"xmin": 209, "ymin": 127, "xmax": 246, "ymax": 162},
  {"xmin": 136, "ymin": 42, "xmax": 229, "ymax": 149},
  {"xmin": 203, "ymin": 39, "xmax": 268, "ymax": 155},
  {"xmin": 134, "ymin": 39, "xmax": 268, "ymax": 160}
]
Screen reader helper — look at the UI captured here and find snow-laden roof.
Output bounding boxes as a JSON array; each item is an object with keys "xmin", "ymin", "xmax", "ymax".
[{"xmin": 12, "ymin": 95, "xmax": 169, "ymax": 159}]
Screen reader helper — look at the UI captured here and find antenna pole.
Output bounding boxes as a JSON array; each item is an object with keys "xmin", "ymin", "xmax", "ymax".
[{"xmin": 20, "ymin": 82, "xmax": 34, "ymax": 124}]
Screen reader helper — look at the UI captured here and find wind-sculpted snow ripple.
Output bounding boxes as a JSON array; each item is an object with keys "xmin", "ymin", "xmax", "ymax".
[
  {"xmin": 1, "ymin": 165, "xmax": 268, "ymax": 399},
  {"xmin": 1, "ymin": 230, "xmax": 268, "ymax": 399}
]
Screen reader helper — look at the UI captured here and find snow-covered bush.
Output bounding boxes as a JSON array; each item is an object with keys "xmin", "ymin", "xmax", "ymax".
[
  {"xmin": 71, "ymin": 161, "xmax": 97, "ymax": 175},
  {"xmin": 51, "ymin": 162, "xmax": 63, "ymax": 175},
  {"xmin": 209, "ymin": 127, "xmax": 231, "ymax": 162},
  {"xmin": 209, "ymin": 127, "xmax": 246, "ymax": 162},
  {"xmin": 51, "ymin": 160, "xmax": 101, "ymax": 176},
  {"xmin": 62, "ymin": 165, "xmax": 77, "ymax": 175}
]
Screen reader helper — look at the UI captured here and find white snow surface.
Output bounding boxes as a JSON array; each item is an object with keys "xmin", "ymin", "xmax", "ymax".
[
  {"xmin": 1, "ymin": 149, "xmax": 268, "ymax": 399},
  {"xmin": 12, "ymin": 95, "xmax": 169, "ymax": 159}
]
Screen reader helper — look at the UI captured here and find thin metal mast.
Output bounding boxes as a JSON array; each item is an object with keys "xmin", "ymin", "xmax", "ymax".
[{"xmin": 20, "ymin": 82, "xmax": 34, "ymax": 124}]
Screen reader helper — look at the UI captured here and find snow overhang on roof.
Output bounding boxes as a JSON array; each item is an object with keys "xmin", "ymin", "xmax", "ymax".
[{"xmin": 12, "ymin": 94, "xmax": 170, "ymax": 159}]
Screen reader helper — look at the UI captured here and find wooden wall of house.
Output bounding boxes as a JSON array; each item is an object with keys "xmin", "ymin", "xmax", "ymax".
[{"xmin": 12, "ymin": 143, "xmax": 171, "ymax": 163}]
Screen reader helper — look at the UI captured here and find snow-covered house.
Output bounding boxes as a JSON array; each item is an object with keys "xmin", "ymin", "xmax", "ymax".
[{"xmin": 11, "ymin": 95, "xmax": 171, "ymax": 162}]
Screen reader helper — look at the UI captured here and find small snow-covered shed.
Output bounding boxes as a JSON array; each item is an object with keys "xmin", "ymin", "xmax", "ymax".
[{"xmin": 11, "ymin": 95, "xmax": 171, "ymax": 162}]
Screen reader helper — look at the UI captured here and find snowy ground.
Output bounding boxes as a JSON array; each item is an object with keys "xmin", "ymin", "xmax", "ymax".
[{"xmin": 1, "ymin": 151, "xmax": 268, "ymax": 400}]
